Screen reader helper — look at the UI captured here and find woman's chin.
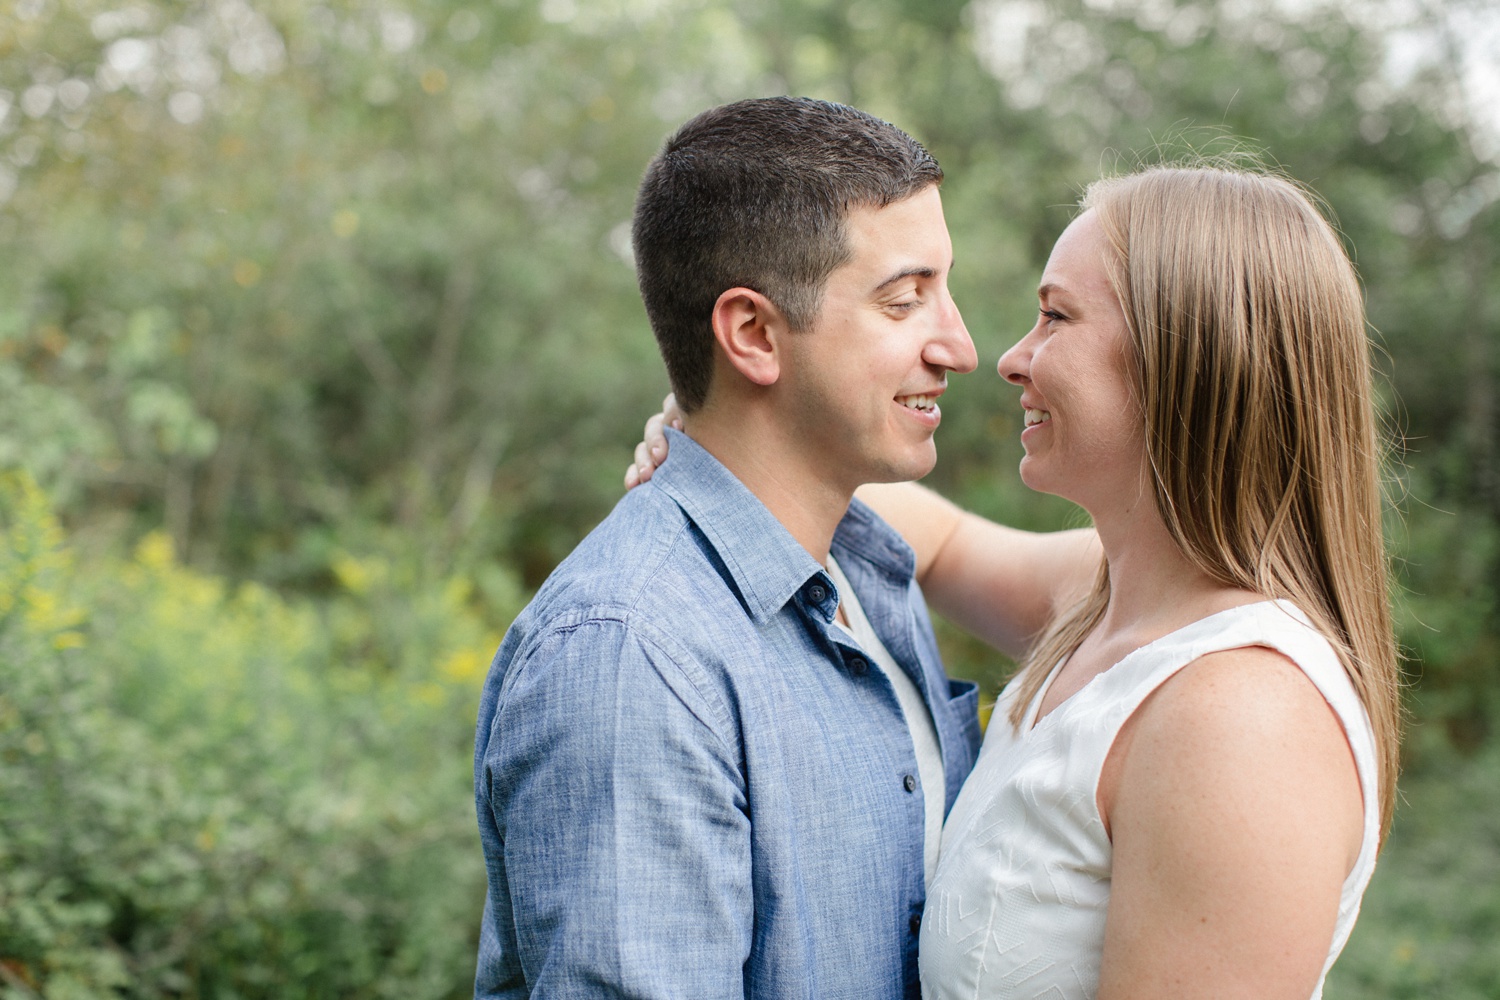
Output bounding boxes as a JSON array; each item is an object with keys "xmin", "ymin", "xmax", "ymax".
[
  {"xmin": 1016, "ymin": 459, "xmax": 1076, "ymax": 506},
  {"xmin": 1016, "ymin": 457, "xmax": 1048, "ymax": 494}
]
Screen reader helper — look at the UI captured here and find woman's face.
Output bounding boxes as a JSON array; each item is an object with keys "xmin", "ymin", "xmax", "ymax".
[{"xmin": 997, "ymin": 210, "xmax": 1150, "ymax": 516}]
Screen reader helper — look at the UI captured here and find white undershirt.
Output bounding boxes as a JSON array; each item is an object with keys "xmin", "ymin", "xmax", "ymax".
[{"xmin": 826, "ymin": 556, "xmax": 945, "ymax": 887}]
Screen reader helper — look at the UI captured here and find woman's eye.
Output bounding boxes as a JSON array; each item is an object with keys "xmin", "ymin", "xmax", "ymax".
[{"xmin": 1040, "ymin": 309, "xmax": 1065, "ymax": 322}]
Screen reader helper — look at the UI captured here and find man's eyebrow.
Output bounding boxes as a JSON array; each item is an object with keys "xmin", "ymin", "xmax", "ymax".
[{"xmin": 872, "ymin": 261, "xmax": 952, "ymax": 294}]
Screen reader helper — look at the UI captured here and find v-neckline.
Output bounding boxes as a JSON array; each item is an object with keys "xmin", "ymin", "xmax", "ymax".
[{"xmin": 1022, "ymin": 599, "xmax": 1283, "ymax": 734}]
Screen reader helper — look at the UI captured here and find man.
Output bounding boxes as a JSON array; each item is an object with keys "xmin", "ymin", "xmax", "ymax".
[{"xmin": 473, "ymin": 96, "xmax": 981, "ymax": 999}]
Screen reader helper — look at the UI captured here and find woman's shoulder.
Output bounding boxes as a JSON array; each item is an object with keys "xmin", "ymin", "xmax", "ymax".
[
  {"xmin": 1105, "ymin": 637, "xmax": 1365, "ymax": 861},
  {"xmin": 1111, "ymin": 631, "xmax": 1365, "ymax": 848},
  {"xmin": 1130, "ymin": 599, "xmax": 1355, "ymax": 763},
  {"xmin": 1137, "ymin": 641, "xmax": 1343, "ymax": 748}
]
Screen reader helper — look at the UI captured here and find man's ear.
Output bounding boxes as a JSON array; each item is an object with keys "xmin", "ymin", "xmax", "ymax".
[{"xmin": 711, "ymin": 287, "xmax": 787, "ymax": 387}]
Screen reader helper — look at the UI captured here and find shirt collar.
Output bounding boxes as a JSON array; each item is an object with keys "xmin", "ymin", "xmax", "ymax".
[
  {"xmin": 650, "ymin": 428, "xmax": 917, "ymax": 622},
  {"xmin": 651, "ymin": 428, "xmax": 825, "ymax": 623},
  {"xmin": 832, "ymin": 493, "xmax": 917, "ymax": 583}
]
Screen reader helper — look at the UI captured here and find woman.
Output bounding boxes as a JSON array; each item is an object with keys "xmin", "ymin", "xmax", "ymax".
[{"xmin": 630, "ymin": 163, "xmax": 1400, "ymax": 999}]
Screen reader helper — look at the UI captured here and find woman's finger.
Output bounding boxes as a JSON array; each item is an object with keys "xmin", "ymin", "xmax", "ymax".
[
  {"xmin": 663, "ymin": 392, "xmax": 683, "ymax": 430},
  {"xmin": 634, "ymin": 439, "xmax": 657, "ymax": 484},
  {"xmin": 644, "ymin": 412, "xmax": 667, "ymax": 461}
]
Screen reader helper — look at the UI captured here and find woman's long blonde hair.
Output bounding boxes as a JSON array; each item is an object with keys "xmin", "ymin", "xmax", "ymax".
[{"xmin": 1007, "ymin": 164, "xmax": 1402, "ymax": 842}]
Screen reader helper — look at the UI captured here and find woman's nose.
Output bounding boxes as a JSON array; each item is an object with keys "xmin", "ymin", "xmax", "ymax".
[{"xmin": 997, "ymin": 333, "xmax": 1033, "ymax": 385}]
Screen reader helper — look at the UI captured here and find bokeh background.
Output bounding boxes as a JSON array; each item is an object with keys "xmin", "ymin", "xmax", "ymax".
[{"xmin": 2, "ymin": 0, "xmax": 1498, "ymax": 995}]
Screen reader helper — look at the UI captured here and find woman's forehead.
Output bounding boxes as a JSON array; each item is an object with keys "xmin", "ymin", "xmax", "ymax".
[{"xmin": 1039, "ymin": 211, "xmax": 1114, "ymax": 297}]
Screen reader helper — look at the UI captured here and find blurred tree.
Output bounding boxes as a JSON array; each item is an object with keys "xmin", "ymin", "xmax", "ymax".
[
  {"xmin": 0, "ymin": 0, "xmax": 1496, "ymax": 748},
  {"xmin": 3, "ymin": 0, "xmax": 1500, "ymax": 994}
]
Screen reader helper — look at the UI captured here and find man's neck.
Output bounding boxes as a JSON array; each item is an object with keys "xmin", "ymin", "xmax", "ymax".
[{"xmin": 683, "ymin": 408, "xmax": 852, "ymax": 566}]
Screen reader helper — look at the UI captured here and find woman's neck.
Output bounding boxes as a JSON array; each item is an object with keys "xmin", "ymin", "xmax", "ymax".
[{"xmin": 1089, "ymin": 495, "xmax": 1262, "ymax": 645}]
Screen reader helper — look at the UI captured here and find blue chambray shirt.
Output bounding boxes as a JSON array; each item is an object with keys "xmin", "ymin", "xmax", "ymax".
[{"xmin": 474, "ymin": 429, "xmax": 982, "ymax": 999}]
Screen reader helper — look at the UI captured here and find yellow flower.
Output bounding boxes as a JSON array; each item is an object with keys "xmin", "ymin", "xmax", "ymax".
[
  {"xmin": 135, "ymin": 531, "xmax": 177, "ymax": 570},
  {"xmin": 331, "ymin": 551, "xmax": 387, "ymax": 595},
  {"xmin": 439, "ymin": 644, "xmax": 493, "ymax": 686},
  {"xmin": 52, "ymin": 630, "xmax": 86, "ymax": 650},
  {"xmin": 442, "ymin": 575, "xmax": 473, "ymax": 607}
]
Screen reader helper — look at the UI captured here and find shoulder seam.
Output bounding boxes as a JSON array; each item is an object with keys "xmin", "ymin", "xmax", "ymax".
[{"xmin": 509, "ymin": 609, "xmax": 739, "ymax": 754}]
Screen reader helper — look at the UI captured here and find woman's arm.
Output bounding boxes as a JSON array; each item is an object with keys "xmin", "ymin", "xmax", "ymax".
[
  {"xmin": 854, "ymin": 482, "xmax": 1099, "ymax": 659},
  {"xmin": 1096, "ymin": 646, "xmax": 1365, "ymax": 999}
]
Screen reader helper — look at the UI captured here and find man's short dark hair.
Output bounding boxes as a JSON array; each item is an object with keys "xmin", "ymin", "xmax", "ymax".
[{"xmin": 632, "ymin": 96, "xmax": 943, "ymax": 413}]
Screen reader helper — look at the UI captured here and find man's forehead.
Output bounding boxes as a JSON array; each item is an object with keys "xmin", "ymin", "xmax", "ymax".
[
  {"xmin": 840, "ymin": 187, "xmax": 953, "ymax": 277},
  {"xmin": 844, "ymin": 185, "xmax": 946, "ymax": 226}
]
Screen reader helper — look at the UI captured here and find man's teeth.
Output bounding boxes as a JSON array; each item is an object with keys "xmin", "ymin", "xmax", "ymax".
[
  {"xmin": 898, "ymin": 394, "xmax": 936, "ymax": 412},
  {"xmin": 1024, "ymin": 408, "xmax": 1050, "ymax": 427}
]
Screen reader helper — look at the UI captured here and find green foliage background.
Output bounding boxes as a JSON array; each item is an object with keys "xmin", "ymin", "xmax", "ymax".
[{"xmin": 1, "ymin": 0, "xmax": 1497, "ymax": 995}]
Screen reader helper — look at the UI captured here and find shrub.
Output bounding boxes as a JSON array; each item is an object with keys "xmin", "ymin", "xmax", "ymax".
[{"xmin": 0, "ymin": 471, "xmax": 510, "ymax": 999}]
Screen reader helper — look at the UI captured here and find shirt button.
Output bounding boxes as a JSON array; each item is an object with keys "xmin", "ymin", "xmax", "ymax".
[
  {"xmin": 909, "ymin": 912, "xmax": 922, "ymax": 936},
  {"xmin": 807, "ymin": 583, "xmax": 827, "ymax": 604},
  {"xmin": 903, "ymin": 774, "xmax": 917, "ymax": 793},
  {"xmin": 848, "ymin": 656, "xmax": 868, "ymax": 675}
]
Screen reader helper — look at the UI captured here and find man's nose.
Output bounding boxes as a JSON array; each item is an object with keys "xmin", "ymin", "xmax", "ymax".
[{"xmin": 929, "ymin": 293, "xmax": 977, "ymax": 373}]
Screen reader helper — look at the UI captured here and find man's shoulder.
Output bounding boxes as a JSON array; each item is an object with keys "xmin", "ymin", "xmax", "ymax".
[
  {"xmin": 477, "ymin": 484, "xmax": 755, "ymax": 750},
  {"xmin": 517, "ymin": 482, "xmax": 746, "ymax": 643}
]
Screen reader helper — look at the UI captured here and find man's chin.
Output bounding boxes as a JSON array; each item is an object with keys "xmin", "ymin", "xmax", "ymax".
[{"xmin": 868, "ymin": 451, "xmax": 938, "ymax": 486}]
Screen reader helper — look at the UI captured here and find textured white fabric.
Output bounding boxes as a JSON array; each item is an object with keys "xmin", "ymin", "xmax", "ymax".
[
  {"xmin": 827, "ymin": 556, "xmax": 946, "ymax": 887},
  {"xmin": 919, "ymin": 600, "xmax": 1381, "ymax": 1000}
]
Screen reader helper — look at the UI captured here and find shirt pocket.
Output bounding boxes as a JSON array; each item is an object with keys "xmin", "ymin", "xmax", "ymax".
[{"xmin": 944, "ymin": 678, "xmax": 982, "ymax": 756}]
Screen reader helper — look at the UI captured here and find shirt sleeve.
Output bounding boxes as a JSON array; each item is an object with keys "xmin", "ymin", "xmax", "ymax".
[{"xmin": 474, "ymin": 616, "xmax": 751, "ymax": 999}]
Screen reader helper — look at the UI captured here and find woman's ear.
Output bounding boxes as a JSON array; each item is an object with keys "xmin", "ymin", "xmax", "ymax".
[{"xmin": 711, "ymin": 287, "xmax": 788, "ymax": 387}]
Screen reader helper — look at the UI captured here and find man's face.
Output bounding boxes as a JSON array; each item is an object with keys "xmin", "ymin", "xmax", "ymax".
[{"xmin": 775, "ymin": 185, "xmax": 977, "ymax": 492}]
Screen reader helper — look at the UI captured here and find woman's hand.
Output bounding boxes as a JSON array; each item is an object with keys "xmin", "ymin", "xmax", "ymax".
[{"xmin": 624, "ymin": 393, "xmax": 683, "ymax": 489}]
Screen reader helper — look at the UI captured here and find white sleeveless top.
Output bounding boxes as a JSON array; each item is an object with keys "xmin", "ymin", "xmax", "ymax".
[{"xmin": 919, "ymin": 600, "xmax": 1380, "ymax": 1000}]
